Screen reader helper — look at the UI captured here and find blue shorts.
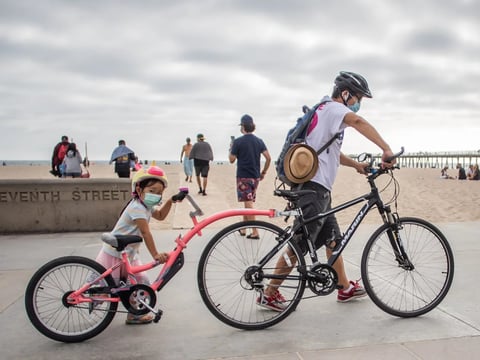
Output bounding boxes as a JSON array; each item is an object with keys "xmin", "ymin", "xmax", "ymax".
[{"xmin": 236, "ymin": 178, "xmax": 259, "ymax": 202}]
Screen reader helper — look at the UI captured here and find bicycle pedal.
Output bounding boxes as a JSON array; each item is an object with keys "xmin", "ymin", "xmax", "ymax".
[{"xmin": 153, "ymin": 309, "xmax": 163, "ymax": 323}]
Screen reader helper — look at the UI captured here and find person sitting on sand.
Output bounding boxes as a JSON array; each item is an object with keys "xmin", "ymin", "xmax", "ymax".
[
  {"xmin": 468, "ymin": 164, "xmax": 480, "ymax": 180},
  {"xmin": 440, "ymin": 166, "xmax": 454, "ymax": 179},
  {"xmin": 456, "ymin": 163, "xmax": 467, "ymax": 180}
]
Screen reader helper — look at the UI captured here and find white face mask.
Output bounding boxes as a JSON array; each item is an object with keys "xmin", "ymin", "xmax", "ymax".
[{"xmin": 143, "ymin": 193, "xmax": 162, "ymax": 208}]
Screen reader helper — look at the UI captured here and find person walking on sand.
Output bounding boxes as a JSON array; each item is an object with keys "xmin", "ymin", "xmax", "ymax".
[
  {"xmin": 229, "ymin": 114, "xmax": 271, "ymax": 239},
  {"xmin": 257, "ymin": 71, "xmax": 396, "ymax": 311},
  {"xmin": 110, "ymin": 140, "xmax": 136, "ymax": 178},
  {"xmin": 189, "ymin": 133, "xmax": 214, "ymax": 196},
  {"xmin": 180, "ymin": 137, "xmax": 194, "ymax": 182}
]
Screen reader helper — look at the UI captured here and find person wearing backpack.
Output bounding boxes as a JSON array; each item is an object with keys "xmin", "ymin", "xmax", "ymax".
[
  {"xmin": 110, "ymin": 140, "xmax": 136, "ymax": 178},
  {"xmin": 258, "ymin": 71, "xmax": 396, "ymax": 311},
  {"xmin": 50, "ymin": 135, "xmax": 70, "ymax": 177},
  {"xmin": 229, "ymin": 114, "xmax": 271, "ymax": 239}
]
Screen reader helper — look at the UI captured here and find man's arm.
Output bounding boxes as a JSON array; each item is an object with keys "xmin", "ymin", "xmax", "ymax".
[
  {"xmin": 260, "ymin": 150, "xmax": 271, "ymax": 179},
  {"xmin": 343, "ymin": 112, "xmax": 394, "ymax": 165},
  {"xmin": 340, "ymin": 153, "xmax": 367, "ymax": 174}
]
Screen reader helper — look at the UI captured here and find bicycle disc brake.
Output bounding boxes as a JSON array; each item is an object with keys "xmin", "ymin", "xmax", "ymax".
[
  {"xmin": 120, "ymin": 284, "xmax": 157, "ymax": 316},
  {"xmin": 307, "ymin": 264, "xmax": 338, "ymax": 296}
]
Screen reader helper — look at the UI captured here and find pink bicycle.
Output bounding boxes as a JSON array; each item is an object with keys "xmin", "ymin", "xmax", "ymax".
[
  {"xmin": 24, "ymin": 188, "xmax": 281, "ymax": 342},
  {"xmin": 25, "ymin": 149, "xmax": 454, "ymax": 342}
]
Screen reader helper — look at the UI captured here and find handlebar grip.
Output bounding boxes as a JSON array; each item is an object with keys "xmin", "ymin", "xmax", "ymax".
[
  {"xmin": 385, "ymin": 147, "xmax": 405, "ymax": 163},
  {"xmin": 172, "ymin": 187, "xmax": 189, "ymax": 202}
]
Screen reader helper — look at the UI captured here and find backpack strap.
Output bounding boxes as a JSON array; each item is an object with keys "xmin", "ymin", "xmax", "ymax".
[
  {"xmin": 308, "ymin": 100, "xmax": 342, "ymax": 155},
  {"xmin": 315, "ymin": 132, "xmax": 341, "ymax": 155}
]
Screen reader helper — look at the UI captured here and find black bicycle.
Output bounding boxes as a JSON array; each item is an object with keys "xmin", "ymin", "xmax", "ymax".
[{"xmin": 197, "ymin": 148, "xmax": 454, "ymax": 330}]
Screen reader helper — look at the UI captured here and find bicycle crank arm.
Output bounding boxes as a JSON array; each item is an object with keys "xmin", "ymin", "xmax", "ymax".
[{"xmin": 137, "ymin": 298, "xmax": 163, "ymax": 323}]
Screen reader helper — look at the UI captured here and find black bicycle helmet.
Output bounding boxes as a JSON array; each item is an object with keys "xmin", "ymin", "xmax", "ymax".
[{"xmin": 334, "ymin": 71, "xmax": 372, "ymax": 98}]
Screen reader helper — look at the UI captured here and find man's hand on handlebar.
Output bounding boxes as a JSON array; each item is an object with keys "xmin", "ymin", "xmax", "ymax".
[
  {"xmin": 354, "ymin": 161, "xmax": 369, "ymax": 175},
  {"xmin": 381, "ymin": 149, "xmax": 396, "ymax": 168}
]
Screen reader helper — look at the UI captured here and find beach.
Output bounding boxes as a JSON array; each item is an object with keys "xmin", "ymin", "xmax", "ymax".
[
  {"xmin": 2, "ymin": 163, "xmax": 480, "ymax": 359},
  {"xmin": 1, "ymin": 163, "xmax": 478, "ymax": 230}
]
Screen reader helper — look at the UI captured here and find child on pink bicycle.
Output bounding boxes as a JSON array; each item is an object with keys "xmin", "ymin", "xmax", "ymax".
[{"xmin": 95, "ymin": 166, "xmax": 182, "ymax": 325}]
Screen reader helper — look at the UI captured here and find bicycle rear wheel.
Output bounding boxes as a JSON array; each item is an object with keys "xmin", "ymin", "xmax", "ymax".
[
  {"xmin": 25, "ymin": 256, "xmax": 118, "ymax": 342},
  {"xmin": 198, "ymin": 221, "xmax": 306, "ymax": 330},
  {"xmin": 361, "ymin": 217, "xmax": 454, "ymax": 317}
]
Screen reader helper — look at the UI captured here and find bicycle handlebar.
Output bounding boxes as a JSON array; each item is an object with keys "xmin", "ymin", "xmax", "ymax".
[{"xmin": 364, "ymin": 147, "xmax": 404, "ymax": 176}]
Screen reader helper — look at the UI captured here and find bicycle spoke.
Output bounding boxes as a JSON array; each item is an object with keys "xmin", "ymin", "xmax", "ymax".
[{"xmin": 362, "ymin": 218, "xmax": 454, "ymax": 317}]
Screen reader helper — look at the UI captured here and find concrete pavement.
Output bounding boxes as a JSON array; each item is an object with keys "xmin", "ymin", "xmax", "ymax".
[{"xmin": 1, "ymin": 220, "xmax": 480, "ymax": 359}]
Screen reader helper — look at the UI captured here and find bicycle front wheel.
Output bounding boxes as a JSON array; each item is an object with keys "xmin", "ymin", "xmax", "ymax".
[
  {"xmin": 361, "ymin": 217, "xmax": 454, "ymax": 317},
  {"xmin": 198, "ymin": 221, "xmax": 306, "ymax": 330},
  {"xmin": 25, "ymin": 256, "xmax": 118, "ymax": 342}
]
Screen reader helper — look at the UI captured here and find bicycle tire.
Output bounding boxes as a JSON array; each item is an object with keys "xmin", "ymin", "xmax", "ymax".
[
  {"xmin": 25, "ymin": 256, "xmax": 118, "ymax": 342},
  {"xmin": 361, "ymin": 217, "xmax": 454, "ymax": 317},
  {"xmin": 198, "ymin": 221, "xmax": 306, "ymax": 330}
]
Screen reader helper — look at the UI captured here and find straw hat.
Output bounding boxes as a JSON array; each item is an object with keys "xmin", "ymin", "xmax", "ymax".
[{"xmin": 283, "ymin": 144, "xmax": 318, "ymax": 184}]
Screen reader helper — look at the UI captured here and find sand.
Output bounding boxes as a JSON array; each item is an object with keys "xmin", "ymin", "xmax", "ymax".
[{"xmin": 1, "ymin": 163, "xmax": 478, "ymax": 231}]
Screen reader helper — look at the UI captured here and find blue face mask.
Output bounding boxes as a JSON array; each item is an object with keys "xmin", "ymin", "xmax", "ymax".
[
  {"xmin": 143, "ymin": 193, "xmax": 162, "ymax": 209},
  {"xmin": 348, "ymin": 101, "xmax": 361, "ymax": 113}
]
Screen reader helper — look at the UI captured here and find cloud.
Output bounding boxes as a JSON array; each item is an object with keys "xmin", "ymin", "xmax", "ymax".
[{"xmin": 0, "ymin": 0, "xmax": 479, "ymax": 162}]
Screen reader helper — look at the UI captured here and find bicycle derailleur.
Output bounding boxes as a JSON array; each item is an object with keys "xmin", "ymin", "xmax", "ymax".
[{"xmin": 307, "ymin": 263, "xmax": 338, "ymax": 296}]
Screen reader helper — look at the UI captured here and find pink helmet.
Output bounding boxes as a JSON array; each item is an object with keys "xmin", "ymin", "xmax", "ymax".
[{"xmin": 131, "ymin": 166, "xmax": 168, "ymax": 193}]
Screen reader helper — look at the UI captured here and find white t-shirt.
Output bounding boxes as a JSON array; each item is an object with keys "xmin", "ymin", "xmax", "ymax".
[
  {"xmin": 102, "ymin": 198, "xmax": 152, "ymax": 259},
  {"xmin": 305, "ymin": 96, "xmax": 350, "ymax": 191}
]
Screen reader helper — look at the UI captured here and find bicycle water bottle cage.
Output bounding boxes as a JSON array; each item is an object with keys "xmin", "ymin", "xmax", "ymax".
[{"xmin": 101, "ymin": 233, "xmax": 143, "ymax": 251}]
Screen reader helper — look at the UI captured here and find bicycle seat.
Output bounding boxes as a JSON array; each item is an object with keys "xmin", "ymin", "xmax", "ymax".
[
  {"xmin": 274, "ymin": 189, "xmax": 317, "ymax": 202},
  {"xmin": 101, "ymin": 233, "xmax": 143, "ymax": 251}
]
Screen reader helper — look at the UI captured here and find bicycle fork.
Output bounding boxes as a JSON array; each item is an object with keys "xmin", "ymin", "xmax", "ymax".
[{"xmin": 383, "ymin": 206, "xmax": 415, "ymax": 270}]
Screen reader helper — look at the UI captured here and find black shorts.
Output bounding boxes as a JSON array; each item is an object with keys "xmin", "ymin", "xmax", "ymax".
[
  {"xmin": 194, "ymin": 159, "xmax": 210, "ymax": 177},
  {"xmin": 293, "ymin": 181, "xmax": 341, "ymax": 254}
]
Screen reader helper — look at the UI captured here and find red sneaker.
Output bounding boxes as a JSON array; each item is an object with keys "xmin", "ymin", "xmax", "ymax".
[
  {"xmin": 256, "ymin": 290, "xmax": 287, "ymax": 312},
  {"xmin": 337, "ymin": 280, "xmax": 367, "ymax": 302}
]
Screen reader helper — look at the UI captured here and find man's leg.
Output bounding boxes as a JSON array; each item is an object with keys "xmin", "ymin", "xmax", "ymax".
[
  {"xmin": 264, "ymin": 245, "xmax": 297, "ymax": 297},
  {"xmin": 201, "ymin": 165, "xmax": 209, "ymax": 195},
  {"xmin": 194, "ymin": 164, "xmax": 203, "ymax": 193},
  {"xmin": 202, "ymin": 176, "xmax": 208, "ymax": 194}
]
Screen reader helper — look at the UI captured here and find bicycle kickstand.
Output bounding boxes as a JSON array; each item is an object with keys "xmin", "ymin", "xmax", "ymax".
[{"xmin": 137, "ymin": 298, "xmax": 163, "ymax": 323}]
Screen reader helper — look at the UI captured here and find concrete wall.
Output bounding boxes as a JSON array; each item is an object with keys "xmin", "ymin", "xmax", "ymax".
[{"xmin": 0, "ymin": 179, "xmax": 131, "ymax": 233}]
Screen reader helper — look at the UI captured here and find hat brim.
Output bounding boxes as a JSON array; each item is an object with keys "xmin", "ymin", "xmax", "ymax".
[{"xmin": 283, "ymin": 144, "xmax": 318, "ymax": 184}]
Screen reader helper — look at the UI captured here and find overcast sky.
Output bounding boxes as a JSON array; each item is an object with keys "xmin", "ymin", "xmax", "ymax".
[{"xmin": 1, "ymin": 0, "xmax": 479, "ymax": 162}]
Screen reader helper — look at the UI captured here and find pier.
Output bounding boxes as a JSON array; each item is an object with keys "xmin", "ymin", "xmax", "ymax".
[{"xmin": 366, "ymin": 151, "xmax": 480, "ymax": 168}]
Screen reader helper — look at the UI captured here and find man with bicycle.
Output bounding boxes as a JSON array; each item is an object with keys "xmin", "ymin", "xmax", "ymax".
[{"xmin": 258, "ymin": 71, "xmax": 396, "ymax": 311}]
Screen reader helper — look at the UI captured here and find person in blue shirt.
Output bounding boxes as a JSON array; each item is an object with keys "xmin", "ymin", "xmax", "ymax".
[{"xmin": 229, "ymin": 114, "xmax": 271, "ymax": 239}]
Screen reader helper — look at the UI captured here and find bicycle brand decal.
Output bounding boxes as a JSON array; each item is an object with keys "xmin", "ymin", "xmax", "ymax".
[{"xmin": 332, "ymin": 205, "xmax": 368, "ymax": 256}]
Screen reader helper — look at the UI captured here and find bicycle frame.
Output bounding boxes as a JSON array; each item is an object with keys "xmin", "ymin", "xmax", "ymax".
[
  {"xmin": 255, "ymin": 174, "xmax": 397, "ymax": 274},
  {"xmin": 68, "ymin": 195, "xmax": 282, "ymax": 306},
  {"xmin": 70, "ymin": 168, "xmax": 396, "ymax": 306}
]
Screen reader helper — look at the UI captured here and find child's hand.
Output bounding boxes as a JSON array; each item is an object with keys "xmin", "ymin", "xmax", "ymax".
[
  {"xmin": 172, "ymin": 189, "xmax": 188, "ymax": 202},
  {"xmin": 154, "ymin": 252, "xmax": 169, "ymax": 263}
]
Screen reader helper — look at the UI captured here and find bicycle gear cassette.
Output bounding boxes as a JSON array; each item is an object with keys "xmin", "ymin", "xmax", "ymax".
[{"xmin": 307, "ymin": 263, "xmax": 338, "ymax": 296}]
